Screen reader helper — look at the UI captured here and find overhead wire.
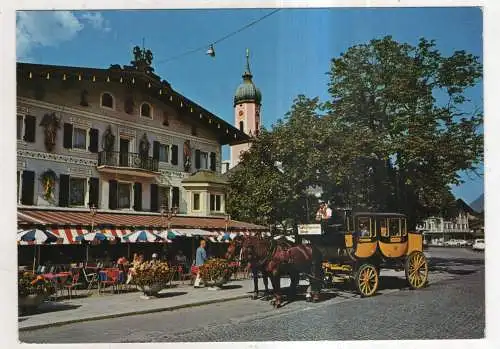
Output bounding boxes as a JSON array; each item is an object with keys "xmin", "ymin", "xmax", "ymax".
[{"xmin": 155, "ymin": 9, "xmax": 281, "ymax": 65}]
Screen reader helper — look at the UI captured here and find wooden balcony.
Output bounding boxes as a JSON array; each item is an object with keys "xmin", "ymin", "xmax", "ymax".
[{"xmin": 97, "ymin": 151, "xmax": 160, "ymax": 178}]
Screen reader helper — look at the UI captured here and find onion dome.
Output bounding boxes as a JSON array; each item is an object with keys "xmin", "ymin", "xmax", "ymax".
[{"xmin": 234, "ymin": 49, "xmax": 262, "ymax": 106}]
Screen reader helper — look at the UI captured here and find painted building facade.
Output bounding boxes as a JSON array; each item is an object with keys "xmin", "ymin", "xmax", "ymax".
[{"xmin": 16, "ymin": 47, "xmax": 249, "ymax": 218}]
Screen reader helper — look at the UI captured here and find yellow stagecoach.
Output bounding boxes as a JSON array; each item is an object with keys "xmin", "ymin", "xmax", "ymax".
[{"xmin": 298, "ymin": 211, "xmax": 429, "ymax": 297}]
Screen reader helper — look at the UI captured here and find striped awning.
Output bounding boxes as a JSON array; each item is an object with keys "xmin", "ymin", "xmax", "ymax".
[
  {"xmin": 169, "ymin": 228, "xmax": 219, "ymax": 237},
  {"xmin": 50, "ymin": 227, "xmax": 89, "ymax": 244},
  {"xmin": 101, "ymin": 228, "xmax": 133, "ymax": 239}
]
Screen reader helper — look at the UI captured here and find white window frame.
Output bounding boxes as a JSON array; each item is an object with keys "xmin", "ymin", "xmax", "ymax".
[
  {"xmin": 69, "ymin": 176, "xmax": 87, "ymax": 207},
  {"xmin": 140, "ymin": 102, "xmax": 153, "ymax": 119},
  {"xmin": 200, "ymin": 151, "xmax": 209, "ymax": 169},
  {"xmin": 158, "ymin": 143, "xmax": 170, "ymax": 163},
  {"xmin": 210, "ymin": 193, "xmax": 223, "ymax": 212},
  {"xmin": 117, "ymin": 181, "xmax": 132, "ymax": 209},
  {"xmin": 192, "ymin": 192, "xmax": 201, "ymax": 211},
  {"xmin": 72, "ymin": 126, "xmax": 88, "ymax": 151},
  {"xmin": 17, "ymin": 114, "xmax": 25, "ymax": 141},
  {"xmin": 158, "ymin": 186, "xmax": 170, "ymax": 210},
  {"xmin": 17, "ymin": 170, "xmax": 22, "ymax": 204},
  {"xmin": 100, "ymin": 92, "xmax": 115, "ymax": 110}
]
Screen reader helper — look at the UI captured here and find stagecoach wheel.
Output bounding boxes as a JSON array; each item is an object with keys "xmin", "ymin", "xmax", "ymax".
[
  {"xmin": 405, "ymin": 251, "xmax": 428, "ymax": 289},
  {"xmin": 355, "ymin": 263, "xmax": 379, "ymax": 297}
]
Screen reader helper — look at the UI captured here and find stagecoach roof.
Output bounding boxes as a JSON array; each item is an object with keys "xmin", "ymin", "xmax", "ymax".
[{"xmin": 352, "ymin": 212, "xmax": 407, "ymax": 218}]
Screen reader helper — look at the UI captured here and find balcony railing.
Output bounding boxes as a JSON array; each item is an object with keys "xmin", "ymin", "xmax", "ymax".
[{"xmin": 98, "ymin": 151, "xmax": 159, "ymax": 172}]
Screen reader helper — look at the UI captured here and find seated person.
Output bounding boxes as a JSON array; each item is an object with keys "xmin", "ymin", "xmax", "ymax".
[{"xmin": 359, "ymin": 223, "xmax": 370, "ymax": 237}]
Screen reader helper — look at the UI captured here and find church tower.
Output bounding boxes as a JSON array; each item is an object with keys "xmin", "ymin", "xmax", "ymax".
[{"xmin": 230, "ymin": 49, "xmax": 262, "ymax": 168}]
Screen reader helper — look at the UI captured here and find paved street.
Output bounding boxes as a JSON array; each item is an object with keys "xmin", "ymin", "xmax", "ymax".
[{"xmin": 20, "ymin": 247, "xmax": 485, "ymax": 342}]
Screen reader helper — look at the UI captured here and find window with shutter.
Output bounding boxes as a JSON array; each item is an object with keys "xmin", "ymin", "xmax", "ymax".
[
  {"xmin": 195, "ymin": 149, "xmax": 201, "ymax": 169},
  {"xmin": 150, "ymin": 184, "xmax": 159, "ymax": 212},
  {"xmin": 88, "ymin": 178, "xmax": 99, "ymax": 208},
  {"xmin": 134, "ymin": 182, "xmax": 142, "ymax": 211},
  {"xmin": 108, "ymin": 180, "xmax": 118, "ymax": 210},
  {"xmin": 63, "ymin": 123, "xmax": 73, "ymax": 149},
  {"xmin": 69, "ymin": 177, "xmax": 86, "ymax": 206},
  {"xmin": 59, "ymin": 174, "xmax": 70, "ymax": 207},
  {"xmin": 89, "ymin": 128, "xmax": 99, "ymax": 153},
  {"xmin": 153, "ymin": 141, "xmax": 160, "ymax": 161},
  {"xmin": 24, "ymin": 115, "xmax": 36, "ymax": 143},
  {"xmin": 172, "ymin": 187, "xmax": 180, "ymax": 209},
  {"xmin": 17, "ymin": 115, "xmax": 24, "ymax": 140},
  {"xmin": 210, "ymin": 152, "xmax": 216, "ymax": 171},
  {"xmin": 21, "ymin": 171, "xmax": 35, "ymax": 205},
  {"xmin": 171, "ymin": 145, "xmax": 178, "ymax": 165}
]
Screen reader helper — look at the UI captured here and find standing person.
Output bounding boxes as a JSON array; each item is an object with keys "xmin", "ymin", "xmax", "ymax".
[
  {"xmin": 193, "ymin": 240, "xmax": 207, "ymax": 288},
  {"xmin": 315, "ymin": 201, "xmax": 332, "ymax": 234}
]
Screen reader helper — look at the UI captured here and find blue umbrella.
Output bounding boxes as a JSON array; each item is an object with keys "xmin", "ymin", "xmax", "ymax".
[
  {"xmin": 17, "ymin": 229, "xmax": 60, "ymax": 273},
  {"xmin": 17, "ymin": 229, "xmax": 60, "ymax": 245},
  {"xmin": 75, "ymin": 230, "xmax": 110, "ymax": 242},
  {"xmin": 122, "ymin": 230, "xmax": 165, "ymax": 243}
]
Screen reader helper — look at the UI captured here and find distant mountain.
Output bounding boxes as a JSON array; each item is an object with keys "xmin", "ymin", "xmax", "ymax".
[{"xmin": 469, "ymin": 193, "xmax": 484, "ymax": 213}]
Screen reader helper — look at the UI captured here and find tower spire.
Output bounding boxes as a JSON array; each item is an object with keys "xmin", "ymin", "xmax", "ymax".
[{"xmin": 243, "ymin": 48, "xmax": 253, "ymax": 80}]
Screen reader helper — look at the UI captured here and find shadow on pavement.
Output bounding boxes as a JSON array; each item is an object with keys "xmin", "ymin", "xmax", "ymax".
[
  {"xmin": 217, "ymin": 284, "xmax": 243, "ymax": 290},
  {"xmin": 18, "ymin": 302, "xmax": 82, "ymax": 317},
  {"xmin": 155, "ymin": 291, "xmax": 188, "ymax": 298}
]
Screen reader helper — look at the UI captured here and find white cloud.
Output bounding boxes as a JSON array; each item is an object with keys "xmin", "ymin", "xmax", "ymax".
[
  {"xmin": 16, "ymin": 11, "xmax": 111, "ymax": 60},
  {"xmin": 80, "ymin": 12, "xmax": 111, "ymax": 32}
]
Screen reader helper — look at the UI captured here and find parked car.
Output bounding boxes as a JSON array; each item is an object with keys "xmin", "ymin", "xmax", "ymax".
[
  {"xmin": 445, "ymin": 239, "xmax": 459, "ymax": 247},
  {"xmin": 455, "ymin": 239, "xmax": 468, "ymax": 247},
  {"xmin": 472, "ymin": 239, "xmax": 485, "ymax": 251}
]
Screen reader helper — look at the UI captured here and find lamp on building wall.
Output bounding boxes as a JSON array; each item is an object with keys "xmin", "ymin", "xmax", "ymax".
[
  {"xmin": 225, "ymin": 214, "xmax": 231, "ymax": 232},
  {"xmin": 89, "ymin": 204, "xmax": 97, "ymax": 232},
  {"xmin": 161, "ymin": 205, "xmax": 179, "ymax": 230}
]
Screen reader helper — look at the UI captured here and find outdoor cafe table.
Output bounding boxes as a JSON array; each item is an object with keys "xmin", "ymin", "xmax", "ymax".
[
  {"xmin": 97, "ymin": 269, "xmax": 125, "ymax": 294},
  {"xmin": 42, "ymin": 272, "xmax": 72, "ymax": 299}
]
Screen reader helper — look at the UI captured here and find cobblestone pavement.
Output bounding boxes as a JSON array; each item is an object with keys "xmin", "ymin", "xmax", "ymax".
[{"xmin": 19, "ymin": 248, "xmax": 485, "ymax": 343}]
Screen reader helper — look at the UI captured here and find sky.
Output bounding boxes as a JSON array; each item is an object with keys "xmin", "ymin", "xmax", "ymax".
[{"xmin": 16, "ymin": 7, "xmax": 484, "ymax": 204}]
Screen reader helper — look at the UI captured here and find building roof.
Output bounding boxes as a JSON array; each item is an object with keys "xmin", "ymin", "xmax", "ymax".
[
  {"xmin": 17, "ymin": 55, "xmax": 249, "ymax": 146},
  {"xmin": 17, "ymin": 208, "xmax": 267, "ymax": 231},
  {"xmin": 181, "ymin": 170, "xmax": 228, "ymax": 185},
  {"xmin": 234, "ymin": 49, "xmax": 261, "ymax": 106}
]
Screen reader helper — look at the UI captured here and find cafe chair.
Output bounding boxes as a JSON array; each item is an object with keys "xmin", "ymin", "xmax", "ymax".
[
  {"xmin": 64, "ymin": 271, "xmax": 82, "ymax": 299},
  {"xmin": 82, "ymin": 267, "xmax": 98, "ymax": 293}
]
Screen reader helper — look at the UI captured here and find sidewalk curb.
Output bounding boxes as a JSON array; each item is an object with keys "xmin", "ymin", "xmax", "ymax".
[{"xmin": 19, "ymin": 294, "xmax": 250, "ymax": 332}]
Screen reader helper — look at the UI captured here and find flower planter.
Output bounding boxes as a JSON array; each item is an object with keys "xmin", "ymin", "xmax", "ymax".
[
  {"xmin": 202, "ymin": 276, "xmax": 230, "ymax": 289},
  {"xmin": 199, "ymin": 258, "xmax": 235, "ymax": 289},
  {"xmin": 138, "ymin": 283, "xmax": 165, "ymax": 298}
]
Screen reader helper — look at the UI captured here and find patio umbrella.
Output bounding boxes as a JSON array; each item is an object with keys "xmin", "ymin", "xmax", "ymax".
[
  {"xmin": 17, "ymin": 229, "xmax": 61, "ymax": 272},
  {"xmin": 122, "ymin": 230, "xmax": 165, "ymax": 243},
  {"xmin": 17, "ymin": 229, "xmax": 60, "ymax": 244},
  {"xmin": 75, "ymin": 230, "xmax": 110, "ymax": 243},
  {"xmin": 75, "ymin": 230, "xmax": 111, "ymax": 261},
  {"xmin": 222, "ymin": 232, "xmax": 231, "ymax": 241},
  {"xmin": 161, "ymin": 229, "xmax": 182, "ymax": 240}
]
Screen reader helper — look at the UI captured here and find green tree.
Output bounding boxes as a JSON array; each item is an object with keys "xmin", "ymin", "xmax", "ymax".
[
  {"xmin": 326, "ymin": 36, "xmax": 483, "ymax": 226},
  {"xmin": 227, "ymin": 36, "xmax": 483, "ymax": 231}
]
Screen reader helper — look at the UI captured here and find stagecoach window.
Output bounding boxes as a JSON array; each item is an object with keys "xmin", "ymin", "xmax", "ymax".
[
  {"xmin": 402, "ymin": 219, "xmax": 407, "ymax": 236},
  {"xmin": 378, "ymin": 218, "xmax": 389, "ymax": 237},
  {"xmin": 357, "ymin": 217, "xmax": 371, "ymax": 237},
  {"xmin": 388, "ymin": 218, "xmax": 401, "ymax": 237}
]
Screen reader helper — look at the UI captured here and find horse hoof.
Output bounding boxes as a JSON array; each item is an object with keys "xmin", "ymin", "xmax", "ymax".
[{"xmin": 275, "ymin": 303, "xmax": 281, "ymax": 309}]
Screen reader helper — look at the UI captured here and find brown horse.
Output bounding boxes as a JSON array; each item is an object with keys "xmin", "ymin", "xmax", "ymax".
[
  {"xmin": 236, "ymin": 236, "xmax": 323, "ymax": 308},
  {"xmin": 225, "ymin": 237, "xmax": 272, "ymax": 300}
]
